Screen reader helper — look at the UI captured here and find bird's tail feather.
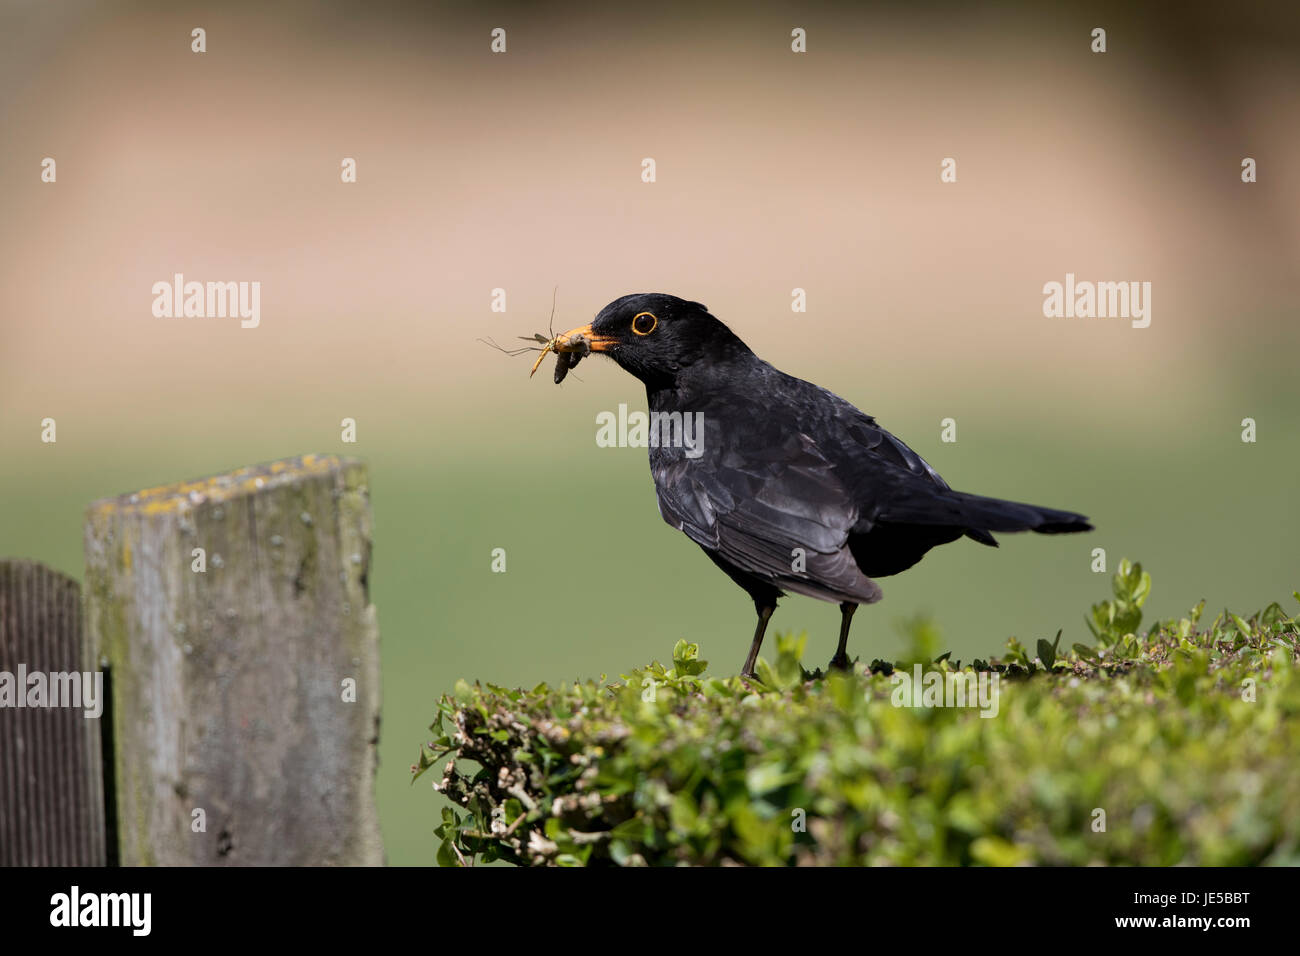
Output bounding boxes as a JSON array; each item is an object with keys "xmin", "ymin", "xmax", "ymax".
[{"xmin": 883, "ymin": 490, "xmax": 1093, "ymax": 535}]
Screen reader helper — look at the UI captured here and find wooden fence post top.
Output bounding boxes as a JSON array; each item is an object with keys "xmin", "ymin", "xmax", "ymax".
[
  {"xmin": 86, "ymin": 453, "xmax": 362, "ymax": 519},
  {"xmin": 82, "ymin": 453, "xmax": 382, "ymax": 865}
]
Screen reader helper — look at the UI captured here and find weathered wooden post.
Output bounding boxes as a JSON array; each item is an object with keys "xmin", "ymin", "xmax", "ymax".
[
  {"xmin": 82, "ymin": 454, "xmax": 382, "ymax": 865},
  {"xmin": 0, "ymin": 559, "xmax": 107, "ymax": 865}
]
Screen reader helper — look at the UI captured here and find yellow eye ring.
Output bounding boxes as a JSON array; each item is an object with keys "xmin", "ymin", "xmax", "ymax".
[{"xmin": 632, "ymin": 311, "xmax": 658, "ymax": 336}]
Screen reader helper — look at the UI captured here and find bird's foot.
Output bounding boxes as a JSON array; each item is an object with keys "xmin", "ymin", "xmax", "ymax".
[{"xmin": 827, "ymin": 654, "xmax": 854, "ymax": 673}]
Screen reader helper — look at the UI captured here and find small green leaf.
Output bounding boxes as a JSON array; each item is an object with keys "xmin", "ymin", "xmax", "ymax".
[
  {"xmin": 436, "ymin": 839, "xmax": 460, "ymax": 868},
  {"xmin": 1037, "ymin": 638, "xmax": 1056, "ymax": 669}
]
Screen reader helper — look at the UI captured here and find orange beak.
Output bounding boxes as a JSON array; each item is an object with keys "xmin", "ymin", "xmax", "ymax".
[
  {"xmin": 554, "ymin": 323, "xmax": 617, "ymax": 353},
  {"xmin": 528, "ymin": 323, "xmax": 619, "ymax": 377}
]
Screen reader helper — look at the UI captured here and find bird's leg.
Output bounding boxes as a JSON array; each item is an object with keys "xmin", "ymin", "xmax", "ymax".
[
  {"xmin": 829, "ymin": 602, "xmax": 858, "ymax": 671},
  {"xmin": 741, "ymin": 604, "xmax": 775, "ymax": 678}
]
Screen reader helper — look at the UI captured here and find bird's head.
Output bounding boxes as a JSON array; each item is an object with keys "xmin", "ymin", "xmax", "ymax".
[{"xmin": 553, "ymin": 293, "xmax": 752, "ymax": 388}]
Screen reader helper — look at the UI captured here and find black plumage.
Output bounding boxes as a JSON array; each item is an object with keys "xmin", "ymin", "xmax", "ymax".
[{"xmin": 552, "ymin": 293, "xmax": 1093, "ymax": 677}]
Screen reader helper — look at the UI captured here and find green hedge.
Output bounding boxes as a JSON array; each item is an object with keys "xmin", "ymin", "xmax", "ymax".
[{"xmin": 413, "ymin": 561, "xmax": 1300, "ymax": 866}]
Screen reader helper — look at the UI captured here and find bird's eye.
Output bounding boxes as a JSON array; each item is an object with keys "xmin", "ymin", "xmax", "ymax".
[{"xmin": 631, "ymin": 311, "xmax": 658, "ymax": 336}]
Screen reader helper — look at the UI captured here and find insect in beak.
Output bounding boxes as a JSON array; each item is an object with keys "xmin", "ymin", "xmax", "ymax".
[
  {"xmin": 529, "ymin": 330, "xmax": 592, "ymax": 378},
  {"xmin": 479, "ymin": 291, "xmax": 611, "ymax": 384}
]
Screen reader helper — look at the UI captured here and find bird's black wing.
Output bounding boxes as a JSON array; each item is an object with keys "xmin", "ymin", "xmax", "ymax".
[
  {"xmin": 651, "ymin": 422, "xmax": 882, "ymax": 605},
  {"xmin": 828, "ymin": 411, "xmax": 996, "ymax": 544},
  {"xmin": 822, "ymin": 393, "xmax": 1089, "ymax": 537}
]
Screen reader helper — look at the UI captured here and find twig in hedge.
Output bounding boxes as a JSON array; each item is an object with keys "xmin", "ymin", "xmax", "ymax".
[{"xmin": 506, "ymin": 785, "xmax": 538, "ymax": 812}]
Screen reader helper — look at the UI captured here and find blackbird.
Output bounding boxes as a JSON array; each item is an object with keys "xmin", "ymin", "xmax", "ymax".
[{"xmin": 550, "ymin": 293, "xmax": 1092, "ymax": 678}]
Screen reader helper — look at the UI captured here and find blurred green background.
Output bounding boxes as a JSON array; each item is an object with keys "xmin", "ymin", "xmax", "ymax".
[{"xmin": 2, "ymin": 2, "xmax": 1297, "ymax": 865}]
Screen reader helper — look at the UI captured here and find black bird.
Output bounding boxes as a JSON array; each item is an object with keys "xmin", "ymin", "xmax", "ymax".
[{"xmin": 550, "ymin": 293, "xmax": 1092, "ymax": 678}]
